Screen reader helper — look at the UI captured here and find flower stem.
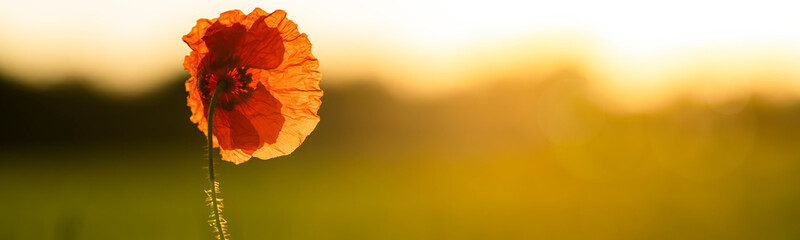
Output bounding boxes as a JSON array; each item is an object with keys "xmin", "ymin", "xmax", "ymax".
[{"xmin": 208, "ymin": 80, "xmax": 228, "ymax": 240}]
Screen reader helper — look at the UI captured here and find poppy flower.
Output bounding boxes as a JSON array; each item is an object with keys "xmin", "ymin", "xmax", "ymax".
[{"xmin": 183, "ymin": 8, "xmax": 322, "ymax": 164}]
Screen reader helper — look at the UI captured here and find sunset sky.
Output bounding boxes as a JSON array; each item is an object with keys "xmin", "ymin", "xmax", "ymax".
[
  {"xmin": 5, "ymin": 2, "xmax": 800, "ymax": 239},
  {"xmin": 1, "ymin": 0, "xmax": 800, "ymax": 112}
]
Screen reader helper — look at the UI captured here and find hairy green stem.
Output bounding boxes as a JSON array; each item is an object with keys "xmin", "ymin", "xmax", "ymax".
[{"xmin": 208, "ymin": 80, "xmax": 228, "ymax": 240}]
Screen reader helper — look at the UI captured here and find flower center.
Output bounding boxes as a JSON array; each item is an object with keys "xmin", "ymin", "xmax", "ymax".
[{"xmin": 197, "ymin": 57, "xmax": 255, "ymax": 111}]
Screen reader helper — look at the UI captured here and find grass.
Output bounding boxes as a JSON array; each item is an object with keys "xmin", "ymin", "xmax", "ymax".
[
  {"xmin": 2, "ymin": 76, "xmax": 800, "ymax": 239},
  {"xmin": 3, "ymin": 137, "xmax": 800, "ymax": 239}
]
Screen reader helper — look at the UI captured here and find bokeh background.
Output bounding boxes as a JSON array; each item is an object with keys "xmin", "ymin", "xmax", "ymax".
[{"xmin": 2, "ymin": 0, "xmax": 800, "ymax": 239}]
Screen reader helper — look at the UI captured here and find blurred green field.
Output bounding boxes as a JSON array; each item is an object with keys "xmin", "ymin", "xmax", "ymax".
[{"xmin": 2, "ymin": 74, "xmax": 800, "ymax": 239}]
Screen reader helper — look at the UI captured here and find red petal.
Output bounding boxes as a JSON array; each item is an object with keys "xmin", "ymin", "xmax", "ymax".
[
  {"xmin": 235, "ymin": 83, "xmax": 285, "ymax": 145},
  {"xmin": 236, "ymin": 16, "xmax": 285, "ymax": 70},
  {"xmin": 211, "ymin": 83, "xmax": 285, "ymax": 158},
  {"xmin": 213, "ymin": 107, "xmax": 259, "ymax": 155},
  {"xmin": 202, "ymin": 22, "xmax": 246, "ymax": 61}
]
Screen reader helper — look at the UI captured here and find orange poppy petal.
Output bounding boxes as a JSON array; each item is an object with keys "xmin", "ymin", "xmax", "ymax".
[
  {"xmin": 214, "ymin": 109, "xmax": 259, "ymax": 152},
  {"xmin": 182, "ymin": 18, "xmax": 213, "ymax": 53},
  {"xmin": 216, "ymin": 84, "xmax": 286, "ymax": 164},
  {"xmin": 216, "ymin": 9, "xmax": 246, "ymax": 26},
  {"xmin": 184, "ymin": 50, "xmax": 207, "ymax": 136},
  {"xmin": 236, "ymin": 16, "xmax": 285, "ymax": 70},
  {"xmin": 183, "ymin": 8, "xmax": 321, "ymax": 164},
  {"xmin": 183, "ymin": 51, "xmax": 201, "ymax": 76},
  {"xmin": 252, "ymin": 13, "xmax": 322, "ymax": 160},
  {"xmin": 234, "ymin": 83, "xmax": 285, "ymax": 146},
  {"xmin": 202, "ymin": 22, "xmax": 247, "ymax": 61},
  {"xmin": 241, "ymin": 8, "xmax": 269, "ymax": 28}
]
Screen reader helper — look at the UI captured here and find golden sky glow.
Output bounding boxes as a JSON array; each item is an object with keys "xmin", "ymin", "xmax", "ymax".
[{"xmin": 1, "ymin": 0, "xmax": 799, "ymax": 112}]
